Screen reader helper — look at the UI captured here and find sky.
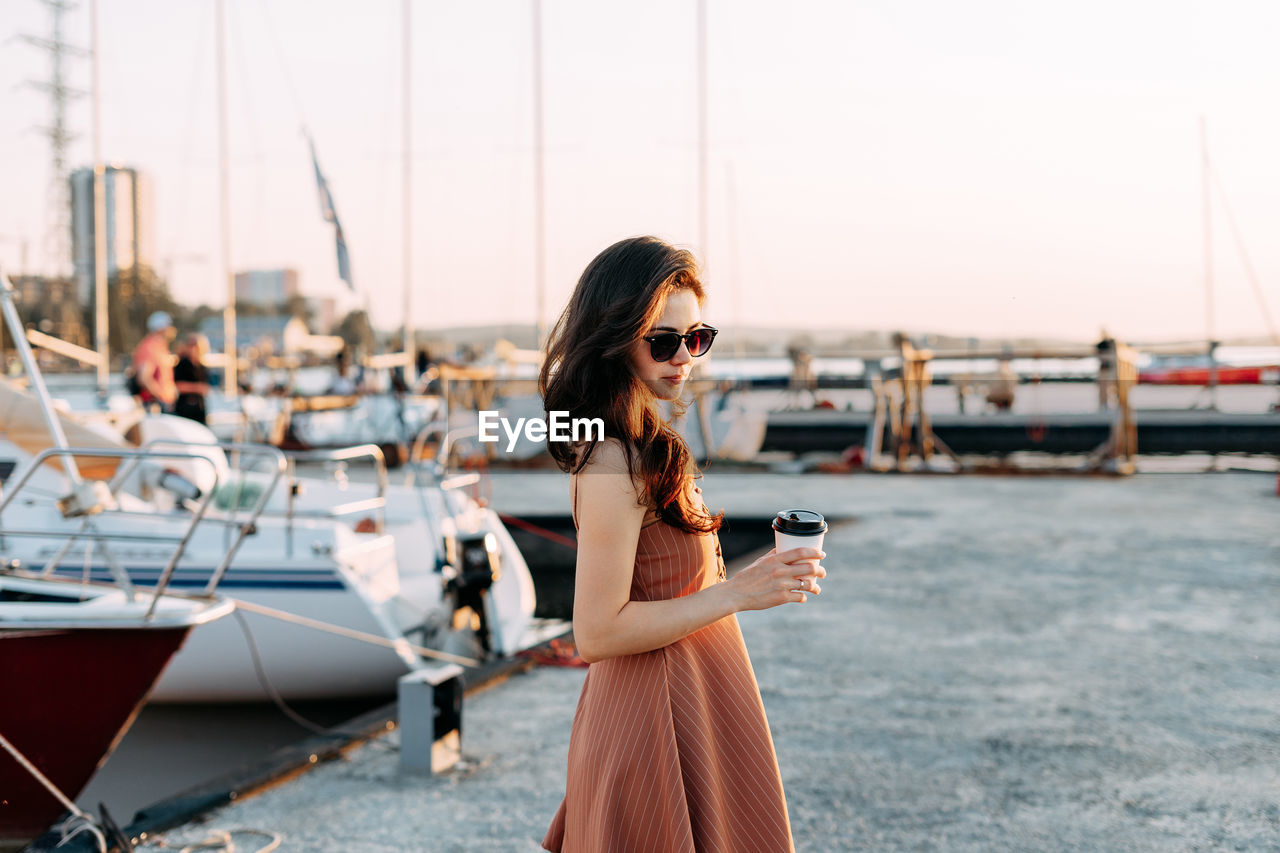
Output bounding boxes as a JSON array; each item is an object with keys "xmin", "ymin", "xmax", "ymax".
[{"xmin": 1, "ymin": 0, "xmax": 1278, "ymax": 344}]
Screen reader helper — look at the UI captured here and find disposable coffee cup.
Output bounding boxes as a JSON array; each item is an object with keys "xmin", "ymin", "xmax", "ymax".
[{"xmin": 773, "ymin": 509, "xmax": 827, "ymax": 560}]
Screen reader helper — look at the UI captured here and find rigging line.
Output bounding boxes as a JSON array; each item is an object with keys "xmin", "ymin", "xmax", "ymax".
[
  {"xmin": 232, "ymin": 608, "xmax": 334, "ymax": 737},
  {"xmin": 230, "ymin": 596, "xmax": 481, "ymax": 667},
  {"xmin": 1210, "ymin": 164, "xmax": 1280, "ymax": 347},
  {"xmin": 369, "ymin": 2, "xmax": 401, "ymax": 295},
  {"xmin": 0, "ymin": 730, "xmax": 99, "ymax": 825},
  {"xmin": 255, "ymin": 0, "xmax": 308, "ymax": 130}
]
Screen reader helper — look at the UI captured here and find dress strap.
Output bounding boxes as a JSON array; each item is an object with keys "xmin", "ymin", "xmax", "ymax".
[{"xmin": 571, "ymin": 474, "xmax": 579, "ymax": 532}]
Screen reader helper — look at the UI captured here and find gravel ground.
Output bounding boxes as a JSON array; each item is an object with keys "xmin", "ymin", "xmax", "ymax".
[{"xmin": 152, "ymin": 472, "xmax": 1280, "ymax": 852}]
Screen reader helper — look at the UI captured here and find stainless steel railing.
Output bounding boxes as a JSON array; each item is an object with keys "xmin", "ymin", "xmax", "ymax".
[{"xmin": 0, "ymin": 445, "xmax": 283, "ymax": 616}]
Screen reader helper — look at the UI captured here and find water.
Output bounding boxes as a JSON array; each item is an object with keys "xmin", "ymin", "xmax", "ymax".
[{"xmin": 76, "ymin": 696, "xmax": 391, "ymax": 827}]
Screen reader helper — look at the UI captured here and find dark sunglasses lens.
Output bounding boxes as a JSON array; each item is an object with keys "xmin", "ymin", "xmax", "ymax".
[
  {"xmin": 688, "ymin": 329, "xmax": 715, "ymax": 356},
  {"xmin": 649, "ymin": 334, "xmax": 681, "ymax": 361}
]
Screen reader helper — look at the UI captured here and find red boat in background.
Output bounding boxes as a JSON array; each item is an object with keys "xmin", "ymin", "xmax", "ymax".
[
  {"xmin": 0, "ymin": 574, "xmax": 232, "ymax": 848},
  {"xmin": 1139, "ymin": 360, "xmax": 1280, "ymax": 386}
]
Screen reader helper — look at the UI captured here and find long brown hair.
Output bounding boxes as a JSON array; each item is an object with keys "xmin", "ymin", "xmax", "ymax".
[{"xmin": 539, "ymin": 236, "xmax": 722, "ymax": 536}]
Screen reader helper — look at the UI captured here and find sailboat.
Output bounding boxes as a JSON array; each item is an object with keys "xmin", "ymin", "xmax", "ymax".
[{"xmin": 1, "ymin": 269, "xmax": 541, "ymax": 703}]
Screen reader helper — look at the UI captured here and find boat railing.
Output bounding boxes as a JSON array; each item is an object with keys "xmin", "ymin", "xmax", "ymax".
[
  {"xmin": 0, "ymin": 444, "xmax": 281, "ymax": 617},
  {"xmin": 403, "ymin": 421, "xmax": 484, "ymax": 494},
  {"xmin": 283, "ymin": 444, "xmax": 389, "ymax": 536},
  {"xmin": 136, "ymin": 439, "xmax": 388, "ymax": 552},
  {"xmin": 125, "ymin": 438, "xmax": 292, "ymax": 566}
]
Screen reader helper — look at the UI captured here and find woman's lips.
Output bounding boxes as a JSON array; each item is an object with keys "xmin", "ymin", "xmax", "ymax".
[{"xmin": 663, "ymin": 374, "xmax": 687, "ymax": 384}]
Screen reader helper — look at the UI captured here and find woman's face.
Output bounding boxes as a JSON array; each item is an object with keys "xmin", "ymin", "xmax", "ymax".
[{"xmin": 628, "ymin": 288, "xmax": 704, "ymax": 401}]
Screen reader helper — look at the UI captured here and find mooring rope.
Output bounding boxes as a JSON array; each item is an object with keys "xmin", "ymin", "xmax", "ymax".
[
  {"xmin": 0, "ymin": 730, "xmax": 106, "ymax": 852},
  {"xmin": 136, "ymin": 826, "xmax": 283, "ymax": 852},
  {"xmin": 228, "ymin": 597, "xmax": 480, "ymax": 668}
]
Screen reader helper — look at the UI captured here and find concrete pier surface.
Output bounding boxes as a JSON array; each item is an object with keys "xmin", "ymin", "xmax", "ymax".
[{"xmin": 151, "ymin": 471, "xmax": 1279, "ymax": 852}]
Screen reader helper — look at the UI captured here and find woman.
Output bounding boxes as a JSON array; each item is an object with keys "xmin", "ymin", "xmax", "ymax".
[
  {"xmin": 172, "ymin": 333, "xmax": 211, "ymax": 424},
  {"xmin": 540, "ymin": 236, "xmax": 826, "ymax": 852}
]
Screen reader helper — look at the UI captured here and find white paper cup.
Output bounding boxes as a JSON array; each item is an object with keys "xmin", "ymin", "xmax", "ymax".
[{"xmin": 773, "ymin": 509, "xmax": 827, "ymax": 566}]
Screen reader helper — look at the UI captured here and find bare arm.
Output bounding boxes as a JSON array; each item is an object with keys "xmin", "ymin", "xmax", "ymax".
[
  {"xmin": 571, "ymin": 440, "xmax": 825, "ymax": 664},
  {"xmin": 174, "ymin": 380, "xmax": 210, "ymax": 395},
  {"xmin": 137, "ymin": 357, "xmax": 175, "ymax": 403}
]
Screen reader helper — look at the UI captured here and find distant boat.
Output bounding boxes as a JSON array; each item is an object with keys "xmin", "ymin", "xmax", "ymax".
[{"xmin": 1139, "ymin": 357, "xmax": 1280, "ymax": 385}]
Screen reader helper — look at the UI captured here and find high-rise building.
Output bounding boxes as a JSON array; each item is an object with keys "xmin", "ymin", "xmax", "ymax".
[
  {"xmin": 69, "ymin": 165, "xmax": 155, "ymax": 303},
  {"xmin": 235, "ymin": 268, "xmax": 300, "ymax": 307},
  {"xmin": 306, "ymin": 296, "xmax": 338, "ymax": 332}
]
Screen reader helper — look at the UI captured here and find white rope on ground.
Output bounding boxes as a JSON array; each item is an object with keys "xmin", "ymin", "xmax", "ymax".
[
  {"xmin": 49, "ymin": 812, "xmax": 107, "ymax": 853},
  {"xmin": 0, "ymin": 731, "xmax": 105, "ymax": 853},
  {"xmin": 228, "ymin": 597, "xmax": 480, "ymax": 667},
  {"xmin": 134, "ymin": 827, "xmax": 283, "ymax": 852}
]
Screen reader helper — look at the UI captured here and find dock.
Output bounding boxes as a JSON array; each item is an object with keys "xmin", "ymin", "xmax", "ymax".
[
  {"xmin": 79, "ymin": 470, "xmax": 1280, "ymax": 852},
  {"xmin": 762, "ymin": 409, "xmax": 1280, "ymax": 457}
]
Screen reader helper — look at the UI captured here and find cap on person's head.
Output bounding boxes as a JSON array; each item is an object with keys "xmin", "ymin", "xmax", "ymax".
[{"xmin": 147, "ymin": 311, "xmax": 174, "ymax": 333}]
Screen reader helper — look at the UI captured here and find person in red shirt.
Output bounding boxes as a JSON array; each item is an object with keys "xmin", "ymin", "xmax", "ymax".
[{"xmin": 131, "ymin": 311, "xmax": 178, "ymax": 411}]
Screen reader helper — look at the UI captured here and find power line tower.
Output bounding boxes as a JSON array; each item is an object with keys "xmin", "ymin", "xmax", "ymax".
[{"xmin": 19, "ymin": 0, "xmax": 87, "ymax": 277}]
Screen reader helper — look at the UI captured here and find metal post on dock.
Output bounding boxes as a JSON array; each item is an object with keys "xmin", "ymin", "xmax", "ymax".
[
  {"xmin": 1206, "ymin": 338, "xmax": 1220, "ymax": 411},
  {"xmin": 888, "ymin": 334, "xmax": 959, "ymax": 471},
  {"xmin": 866, "ymin": 372, "xmax": 886, "ymax": 469},
  {"xmin": 398, "ymin": 664, "xmax": 464, "ymax": 775},
  {"xmin": 1096, "ymin": 334, "xmax": 1115, "ymax": 412},
  {"xmin": 1089, "ymin": 338, "xmax": 1137, "ymax": 473}
]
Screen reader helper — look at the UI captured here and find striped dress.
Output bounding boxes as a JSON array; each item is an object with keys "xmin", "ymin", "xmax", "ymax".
[{"xmin": 542, "ymin": 479, "xmax": 794, "ymax": 852}]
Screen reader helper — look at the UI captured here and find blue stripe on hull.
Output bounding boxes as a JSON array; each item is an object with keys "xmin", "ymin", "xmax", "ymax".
[{"xmin": 49, "ymin": 567, "xmax": 347, "ymax": 591}]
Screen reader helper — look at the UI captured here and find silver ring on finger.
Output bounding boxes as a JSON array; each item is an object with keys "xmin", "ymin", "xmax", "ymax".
[{"xmin": 796, "ymin": 578, "xmax": 807, "ymax": 592}]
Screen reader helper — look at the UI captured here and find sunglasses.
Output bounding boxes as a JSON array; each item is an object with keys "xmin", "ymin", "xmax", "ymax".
[{"xmin": 642, "ymin": 326, "xmax": 718, "ymax": 362}]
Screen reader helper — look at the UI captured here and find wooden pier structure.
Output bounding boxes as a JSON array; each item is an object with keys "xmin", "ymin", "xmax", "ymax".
[{"xmin": 758, "ymin": 336, "xmax": 1277, "ymax": 471}]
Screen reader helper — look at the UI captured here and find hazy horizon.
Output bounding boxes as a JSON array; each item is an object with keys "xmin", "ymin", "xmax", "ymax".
[{"xmin": 2, "ymin": 1, "xmax": 1278, "ymax": 344}]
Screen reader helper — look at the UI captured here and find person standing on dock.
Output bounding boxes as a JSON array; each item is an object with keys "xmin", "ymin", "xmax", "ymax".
[
  {"xmin": 131, "ymin": 311, "xmax": 177, "ymax": 413},
  {"xmin": 173, "ymin": 333, "xmax": 212, "ymax": 424},
  {"xmin": 539, "ymin": 236, "xmax": 825, "ymax": 852}
]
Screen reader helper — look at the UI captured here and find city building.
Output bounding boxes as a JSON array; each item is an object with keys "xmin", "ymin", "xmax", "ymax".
[
  {"xmin": 235, "ymin": 268, "xmax": 299, "ymax": 307},
  {"xmin": 305, "ymin": 296, "xmax": 337, "ymax": 332},
  {"xmin": 69, "ymin": 165, "xmax": 154, "ymax": 304},
  {"xmin": 199, "ymin": 315, "xmax": 343, "ymax": 359}
]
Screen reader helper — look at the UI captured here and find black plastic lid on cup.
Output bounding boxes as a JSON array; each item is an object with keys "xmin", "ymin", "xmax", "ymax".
[{"xmin": 772, "ymin": 509, "xmax": 827, "ymax": 534}]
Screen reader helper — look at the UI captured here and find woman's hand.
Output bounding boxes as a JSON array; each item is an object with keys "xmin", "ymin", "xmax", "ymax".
[{"xmin": 724, "ymin": 547, "xmax": 827, "ymax": 611}]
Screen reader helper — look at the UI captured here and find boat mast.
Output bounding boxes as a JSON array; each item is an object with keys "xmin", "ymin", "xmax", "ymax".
[
  {"xmin": 89, "ymin": 0, "xmax": 108, "ymax": 397},
  {"xmin": 216, "ymin": 0, "xmax": 237, "ymax": 396},
  {"xmin": 532, "ymin": 0, "xmax": 547, "ymax": 349},
  {"xmin": 1200, "ymin": 116, "xmax": 1217, "ymax": 408},
  {"xmin": 0, "ymin": 273, "xmax": 81, "ymax": 483},
  {"xmin": 696, "ymin": 0, "xmax": 709, "ymax": 264},
  {"xmin": 402, "ymin": 0, "xmax": 415, "ymax": 384},
  {"xmin": 726, "ymin": 161, "xmax": 744, "ymax": 363}
]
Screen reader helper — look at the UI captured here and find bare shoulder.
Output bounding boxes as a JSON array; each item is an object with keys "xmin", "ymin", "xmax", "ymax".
[
  {"xmin": 578, "ymin": 437, "xmax": 631, "ymax": 474},
  {"xmin": 572, "ymin": 438, "xmax": 647, "ymax": 520}
]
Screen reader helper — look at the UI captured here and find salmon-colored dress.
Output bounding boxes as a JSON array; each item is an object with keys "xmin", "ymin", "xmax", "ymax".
[{"xmin": 542, "ymin": 479, "xmax": 794, "ymax": 853}]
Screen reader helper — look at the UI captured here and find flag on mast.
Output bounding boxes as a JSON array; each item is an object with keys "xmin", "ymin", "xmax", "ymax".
[{"xmin": 308, "ymin": 136, "xmax": 354, "ymax": 291}]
